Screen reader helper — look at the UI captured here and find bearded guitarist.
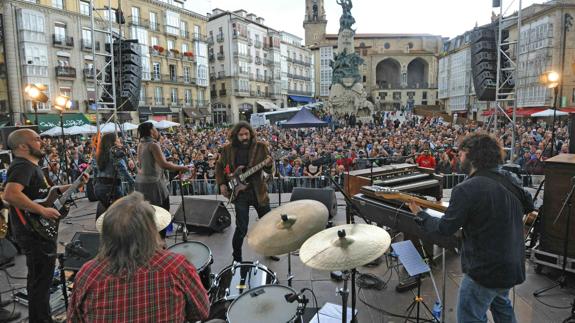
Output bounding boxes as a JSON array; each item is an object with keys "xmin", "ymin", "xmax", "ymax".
[
  {"xmin": 216, "ymin": 121, "xmax": 274, "ymax": 263},
  {"xmin": 3, "ymin": 129, "xmax": 88, "ymax": 322}
]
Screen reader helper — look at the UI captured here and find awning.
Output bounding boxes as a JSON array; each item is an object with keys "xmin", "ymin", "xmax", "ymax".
[
  {"xmin": 183, "ymin": 108, "xmax": 209, "ymax": 119},
  {"xmin": 152, "ymin": 107, "xmax": 174, "ymax": 115},
  {"xmin": 26, "ymin": 113, "xmax": 90, "ymax": 132},
  {"xmin": 288, "ymin": 95, "xmax": 315, "ymax": 104},
  {"xmin": 257, "ymin": 100, "xmax": 280, "ymax": 111},
  {"xmin": 138, "ymin": 107, "xmax": 152, "ymax": 115}
]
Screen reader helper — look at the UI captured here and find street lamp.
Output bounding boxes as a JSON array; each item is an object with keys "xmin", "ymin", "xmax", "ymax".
[
  {"xmin": 539, "ymin": 70, "xmax": 561, "ymax": 156},
  {"xmin": 24, "ymin": 84, "xmax": 49, "ymax": 126},
  {"xmin": 54, "ymin": 95, "xmax": 72, "ymax": 184}
]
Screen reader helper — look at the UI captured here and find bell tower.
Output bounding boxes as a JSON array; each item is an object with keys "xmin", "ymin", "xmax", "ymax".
[{"xmin": 303, "ymin": 0, "xmax": 327, "ymax": 46}]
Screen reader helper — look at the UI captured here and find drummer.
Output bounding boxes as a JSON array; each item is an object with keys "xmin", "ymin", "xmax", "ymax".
[{"xmin": 68, "ymin": 192, "xmax": 223, "ymax": 322}]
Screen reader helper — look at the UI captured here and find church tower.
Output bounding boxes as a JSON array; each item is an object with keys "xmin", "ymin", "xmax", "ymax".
[{"xmin": 303, "ymin": 0, "xmax": 327, "ymax": 46}]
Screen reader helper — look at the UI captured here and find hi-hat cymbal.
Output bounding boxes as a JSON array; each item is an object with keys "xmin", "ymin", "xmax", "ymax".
[
  {"xmin": 247, "ymin": 200, "xmax": 329, "ymax": 256},
  {"xmin": 299, "ymin": 224, "xmax": 391, "ymax": 271}
]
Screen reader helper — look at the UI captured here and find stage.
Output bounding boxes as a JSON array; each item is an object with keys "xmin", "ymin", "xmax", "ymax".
[{"xmin": 2, "ymin": 190, "xmax": 574, "ymax": 323}]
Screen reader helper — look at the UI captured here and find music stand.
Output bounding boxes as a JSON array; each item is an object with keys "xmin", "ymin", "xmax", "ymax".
[{"xmin": 392, "ymin": 240, "xmax": 438, "ymax": 323}]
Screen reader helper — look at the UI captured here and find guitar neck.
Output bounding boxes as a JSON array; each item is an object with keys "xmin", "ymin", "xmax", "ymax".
[
  {"xmin": 374, "ymin": 191, "xmax": 448, "ymax": 212},
  {"xmin": 56, "ymin": 166, "xmax": 91, "ymax": 207},
  {"xmin": 239, "ymin": 159, "xmax": 269, "ymax": 181}
]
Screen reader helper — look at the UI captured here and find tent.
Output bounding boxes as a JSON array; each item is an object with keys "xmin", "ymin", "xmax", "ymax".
[
  {"xmin": 280, "ymin": 107, "xmax": 328, "ymax": 128},
  {"xmin": 531, "ymin": 108, "xmax": 569, "ymax": 117}
]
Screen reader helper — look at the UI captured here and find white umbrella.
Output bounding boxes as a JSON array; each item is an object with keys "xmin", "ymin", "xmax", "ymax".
[
  {"xmin": 531, "ymin": 108, "xmax": 569, "ymax": 117},
  {"xmin": 65, "ymin": 125, "xmax": 88, "ymax": 135},
  {"xmin": 82, "ymin": 125, "xmax": 98, "ymax": 134},
  {"xmin": 121, "ymin": 122, "xmax": 139, "ymax": 131},
  {"xmin": 99, "ymin": 122, "xmax": 121, "ymax": 133},
  {"xmin": 155, "ymin": 120, "xmax": 180, "ymax": 129},
  {"xmin": 139, "ymin": 120, "xmax": 158, "ymax": 127},
  {"xmin": 41, "ymin": 126, "xmax": 64, "ymax": 137}
]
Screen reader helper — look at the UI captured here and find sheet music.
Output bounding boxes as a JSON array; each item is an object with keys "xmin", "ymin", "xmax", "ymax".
[{"xmin": 391, "ymin": 240, "xmax": 430, "ymax": 277}]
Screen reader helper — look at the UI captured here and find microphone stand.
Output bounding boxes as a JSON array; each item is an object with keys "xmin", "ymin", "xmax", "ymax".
[
  {"xmin": 56, "ymin": 253, "xmax": 69, "ymax": 309},
  {"xmin": 533, "ymin": 177, "xmax": 575, "ymax": 297},
  {"xmin": 177, "ymin": 172, "xmax": 189, "ymax": 242}
]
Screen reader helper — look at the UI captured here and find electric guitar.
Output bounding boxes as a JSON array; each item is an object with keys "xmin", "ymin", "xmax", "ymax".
[
  {"xmin": 227, "ymin": 156, "xmax": 273, "ymax": 202},
  {"xmin": 361, "ymin": 185, "xmax": 448, "ymax": 212},
  {"xmin": 26, "ymin": 166, "xmax": 91, "ymax": 241}
]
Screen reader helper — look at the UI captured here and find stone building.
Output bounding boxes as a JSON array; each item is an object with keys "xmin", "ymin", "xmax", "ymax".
[
  {"xmin": 0, "ymin": 0, "xmax": 209, "ymax": 129},
  {"xmin": 303, "ymin": 0, "xmax": 444, "ymax": 112}
]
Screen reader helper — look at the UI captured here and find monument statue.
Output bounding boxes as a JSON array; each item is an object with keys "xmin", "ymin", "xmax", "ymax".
[{"xmin": 328, "ymin": 0, "xmax": 373, "ymax": 119}]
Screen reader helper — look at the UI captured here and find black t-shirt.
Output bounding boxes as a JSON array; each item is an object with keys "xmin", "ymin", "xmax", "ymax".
[
  {"xmin": 235, "ymin": 145, "xmax": 250, "ymax": 167},
  {"xmin": 205, "ymin": 164, "xmax": 216, "ymax": 180},
  {"xmin": 6, "ymin": 157, "xmax": 51, "ymax": 236}
]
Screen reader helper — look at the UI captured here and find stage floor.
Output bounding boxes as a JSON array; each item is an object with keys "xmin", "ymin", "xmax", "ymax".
[{"xmin": 2, "ymin": 191, "xmax": 574, "ymax": 323}]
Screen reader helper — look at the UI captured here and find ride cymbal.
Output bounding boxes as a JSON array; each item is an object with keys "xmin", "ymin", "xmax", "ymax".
[
  {"xmin": 299, "ymin": 224, "xmax": 391, "ymax": 271},
  {"xmin": 247, "ymin": 200, "xmax": 329, "ymax": 256}
]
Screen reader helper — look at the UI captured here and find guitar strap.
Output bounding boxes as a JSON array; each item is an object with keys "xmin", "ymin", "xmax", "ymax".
[{"xmin": 13, "ymin": 207, "xmax": 27, "ymax": 226}]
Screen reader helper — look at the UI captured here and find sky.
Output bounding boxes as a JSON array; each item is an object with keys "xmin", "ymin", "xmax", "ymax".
[{"xmin": 186, "ymin": 0, "xmax": 547, "ymax": 40}]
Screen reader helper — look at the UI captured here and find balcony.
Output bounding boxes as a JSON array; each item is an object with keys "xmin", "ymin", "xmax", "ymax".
[
  {"xmin": 194, "ymin": 34, "xmax": 208, "ymax": 42},
  {"xmin": 55, "ymin": 66, "xmax": 76, "ymax": 78},
  {"xmin": 254, "ymin": 40, "xmax": 262, "ymax": 48},
  {"xmin": 83, "ymin": 68, "xmax": 98, "ymax": 80},
  {"xmin": 217, "ymin": 52, "xmax": 224, "ymax": 60},
  {"xmin": 255, "ymin": 57, "xmax": 262, "ymax": 65},
  {"xmin": 287, "ymin": 73, "xmax": 311, "ymax": 81},
  {"xmin": 81, "ymin": 40, "xmax": 100, "ymax": 51},
  {"xmin": 52, "ymin": 34, "xmax": 74, "ymax": 48},
  {"xmin": 219, "ymin": 89, "xmax": 227, "ymax": 96},
  {"xmin": 217, "ymin": 71, "xmax": 225, "ymax": 79},
  {"xmin": 248, "ymin": 38, "xmax": 253, "ymax": 46},
  {"xmin": 180, "ymin": 30, "xmax": 191, "ymax": 40},
  {"xmin": 211, "ymin": 91, "xmax": 218, "ymax": 98},
  {"xmin": 256, "ymin": 75, "xmax": 265, "ymax": 82},
  {"xmin": 234, "ymin": 88, "xmax": 250, "ymax": 96},
  {"xmin": 164, "ymin": 25, "xmax": 180, "ymax": 36},
  {"xmin": 196, "ymin": 100, "xmax": 208, "ymax": 108},
  {"xmin": 216, "ymin": 33, "xmax": 224, "ymax": 43},
  {"xmin": 209, "ymin": 53, "xmax": 215, "ymax": 62},
  {"xmin": 232, "ymin": 31, "xmax": 248, "ymax": 40},
  {"xmin": 207, "ymin": 36, "xmax": 214, "ymax": 45},
  {"xmin": 209, "ymin": 73, "xmax": 216, "ymax": 80},
  {"xmin": 265, "ymin": 59, "xmax": 274, "ymax": 66},
  {"xmin": 127, "ymin": 16, "xmax": 149, "ymax": 28},
  {"xmin": 167, "ymin": 49, "xmax": 181, "ymax": 59}
]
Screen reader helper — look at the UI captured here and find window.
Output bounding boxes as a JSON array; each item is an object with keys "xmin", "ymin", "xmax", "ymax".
[
  {"xmin": 182, "ymin": 43, "xmax": 188, "ymax": 53},
  {"xmin": 81, "ymin": 28, "xmax": 92, "ymax": 48},
  {"xmin": 194, "ymin": 25, "xmax": 200, "ymax": 39},
  {"xmin": 150, "ymin": 12, "xmax": 158, "ymax": 31},
  {"xmin": 184, "ymin": 66, "xmax": 191, "ymax": 82},
  {"xmin": 154, "ymin": 87, "xmax": 163, "ymax": 104},
  {"xmin": 131, "ymin": 7, "xmax": 140, "ymax": 24},
  {"xmin": 180, "ymin": 21, "xmax": 188, "ymax": 38},
  {"xmin": 167, "ymin": 40, "xmax": 175, "ymax": 51},
  {"xmin": 54, "ymin": 23, "xmax": 66, "ymax": 42},
  {"xmin": 152, "ymin": 62, "xmax": 161, "ymax": 79},
  {"xmin": 185, "ymin": 90, "xmax": 192, "ymax": 104},
  {"xmin": 169, "ymin": 64, "xmax": 176, "ymax": 81},
  {"xmin": 80, "ymin": 1, "xmax": 90, "ymax": 15},
  {"xmin": 151, "ymin": 37, "xmax": 159, "ymax": 47},
  {"xmin": 59, "ymin": 87, "xmax": 71, "ymax": 97},
  {"xmin": 52, "ymin": 0, "xmax": 64, "ymax": 9},
  {"xmin": 165, "ymin": 11, "xmax": 180, "ymax": 35},
  {"xmin": 171, "ymin": 88, "xmax": 178, "ymax": 104},
  {"xmin": 139, "ymin": 88, "xmax": 146, "ymax": 103}
]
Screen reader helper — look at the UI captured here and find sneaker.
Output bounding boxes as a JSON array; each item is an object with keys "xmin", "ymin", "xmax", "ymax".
[{"xmin": 0, "ymin": 308, "xmax": 20, "ymax": 322}]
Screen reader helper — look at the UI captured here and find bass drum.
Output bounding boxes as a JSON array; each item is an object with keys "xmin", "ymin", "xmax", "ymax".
[
  {"xmin": 208, "ymin": 262, "xmax": 277, "ymax": 320},
  {"xmin": 168, "ymin": 241, "xmax": 213, "ymax": 290},
  {"xmin": 227, "ymin": 285, "xmax": 299, "ymax": 323}
]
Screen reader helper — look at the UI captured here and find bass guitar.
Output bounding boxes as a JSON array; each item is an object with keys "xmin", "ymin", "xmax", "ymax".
[
  {"xmin": 361, "ymin": 185, "xmax": 448, "ymax": 212},
  {"xmin": 26, "ymin": 166, "xmax": 91, "ymax": 241},
  {"xmin": 227, "ymin": 156, "xmax": 272, "ymax": 202}
]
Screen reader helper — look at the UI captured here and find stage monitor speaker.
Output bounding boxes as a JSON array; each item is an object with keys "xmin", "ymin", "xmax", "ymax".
[
  {"xmin": 540, "ymin": 154, "xmax": 575, "ymax": 257},
  {"xmin": 174, "ymin": 197, "xmax": 231, "ymax": 233},
  {"xmin": 0, "ymin": 126, "xmax": 38, "ymax": 150},
  {"xmin": 63, "ymin": 232, "xmax": 100, "ymax": 271},
  {"xmin": 290, "ymin": 187, "xmax": 337, "ymax": 219}
]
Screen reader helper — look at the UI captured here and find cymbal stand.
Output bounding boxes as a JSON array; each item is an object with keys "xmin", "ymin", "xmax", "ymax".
[
  {"xmin": 177, "ymin": 173, "xmax": 189, "ymax": 242},
  {"xmin": 337, "ymin": 270, "xmax": 351, "ymax": 323},
  {"xmin": 56, "ymin": 253, "xmax": 69, "ymax": 309}
]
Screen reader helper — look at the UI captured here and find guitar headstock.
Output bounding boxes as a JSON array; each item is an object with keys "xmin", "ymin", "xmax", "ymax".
[{"xmin": 373, "ymin": 186, "xmax": 402, "ymax": 199}]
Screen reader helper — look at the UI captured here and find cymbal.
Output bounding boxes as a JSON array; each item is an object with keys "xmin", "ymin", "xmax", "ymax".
[
  {"xmin": 247, "ymin": 200, "xmax": 329, "ymax": 256},
  {"xmin": 299, "ymin": 224, "xmax": 391, "ymax": 271}
]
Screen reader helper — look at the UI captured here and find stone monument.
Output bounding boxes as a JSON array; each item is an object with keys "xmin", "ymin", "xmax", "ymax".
[{"xmin": 328, "ymin": 0, "xmax": 373, "ymax": 119}]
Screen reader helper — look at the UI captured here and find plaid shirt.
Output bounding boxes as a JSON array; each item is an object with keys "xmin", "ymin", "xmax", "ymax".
[{"xmin": 67, "ymin": 250, "xmax": 209, "ymax": 322}]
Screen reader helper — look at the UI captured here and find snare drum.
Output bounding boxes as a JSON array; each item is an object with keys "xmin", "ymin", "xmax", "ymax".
[
  {"xmin": 227, "ymin": 285, "xmax": 299, "ymax": 323},
  {"xmin": 208, "ymin": 262, "xmax": 278, "ymax": 320},
  {"xmin": 168, "ymin": 241, "xmax": 213, "ymax": 290}
]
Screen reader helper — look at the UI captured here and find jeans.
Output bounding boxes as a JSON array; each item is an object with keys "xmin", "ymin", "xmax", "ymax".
[
  {"xmin": 457, "ymin": 274, "xmax": 517, "ymax": 323},
  {"xmin": 232, "ymin": 189, "xmax": 270, "ymax": 262},
  {"xmin": 20, "ymin": 237, "xmax": 56, "ymax": 323}
]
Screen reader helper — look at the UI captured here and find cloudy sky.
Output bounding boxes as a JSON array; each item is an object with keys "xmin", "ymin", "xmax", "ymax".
[{"xmin": 186, "ymin": 0, "xmax": 546, "ymax": 39}]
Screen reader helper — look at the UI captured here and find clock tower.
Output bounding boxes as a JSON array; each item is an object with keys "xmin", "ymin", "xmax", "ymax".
[{"xmin": 303, "ymin": 0, "xmax": 327, "ymax": 46}]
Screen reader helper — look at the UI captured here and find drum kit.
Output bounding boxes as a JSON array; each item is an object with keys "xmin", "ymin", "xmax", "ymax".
[{"xmin": 169, "ymin": 199, "xmax": 391, "ymax": 323}]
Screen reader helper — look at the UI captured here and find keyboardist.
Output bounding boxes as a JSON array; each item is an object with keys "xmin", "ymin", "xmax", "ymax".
[{"xmin": 407, "ymin": 133, "xmax": 534, "ymax": 323}]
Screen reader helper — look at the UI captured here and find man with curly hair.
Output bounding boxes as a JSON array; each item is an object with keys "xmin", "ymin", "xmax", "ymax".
[{"xmin": 408, "ymin": 133, "xmax": 534, "ymax": 323}]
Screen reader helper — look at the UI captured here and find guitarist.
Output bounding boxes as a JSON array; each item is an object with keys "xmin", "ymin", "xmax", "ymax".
[
  {"xmin": 216, "ymin": 121, "xmax": 274, "ymax": 263},
  {"xmin": 3, "ymin": 129, "xmax": 88, "ymax": 323}
]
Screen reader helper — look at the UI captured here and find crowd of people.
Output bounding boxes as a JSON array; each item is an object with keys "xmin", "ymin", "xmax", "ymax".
[{"xmin": 22, "ymin": 112, "xmax": 570, "ymax": 192}]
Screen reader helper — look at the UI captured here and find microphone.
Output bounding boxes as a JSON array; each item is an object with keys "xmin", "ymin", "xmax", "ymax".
[
  {"xmin": 62, "ymin": 241, "xmax": 91, "ymax": 259},
  {"xmin": 284, "ymin": 289, "xmax": 304, "ymax": 303}
]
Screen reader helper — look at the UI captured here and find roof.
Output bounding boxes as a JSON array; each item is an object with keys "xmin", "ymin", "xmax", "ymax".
[{"xmin": 325, "ymin": 33, "xmax": 442, "ymax": 39}]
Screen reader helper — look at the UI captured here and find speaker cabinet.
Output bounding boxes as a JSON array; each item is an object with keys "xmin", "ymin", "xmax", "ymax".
[
  {"xmin": 290, "ymin": 187, "xmax": 338, "ymax": 219},
  {"xmin": 63, "ymin": 232, "xmax": 100, "ymax": 271},
  {"xmin": 540, "ymin": 154, "xmax": 575, "ymax": 257},
  {"xmin": 470, "ymin": 25, "xmax": 497, "ymax": 101},
  {"xmin": 174, "ymin": 197, "xmax": 231, "ymax": 233}
]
